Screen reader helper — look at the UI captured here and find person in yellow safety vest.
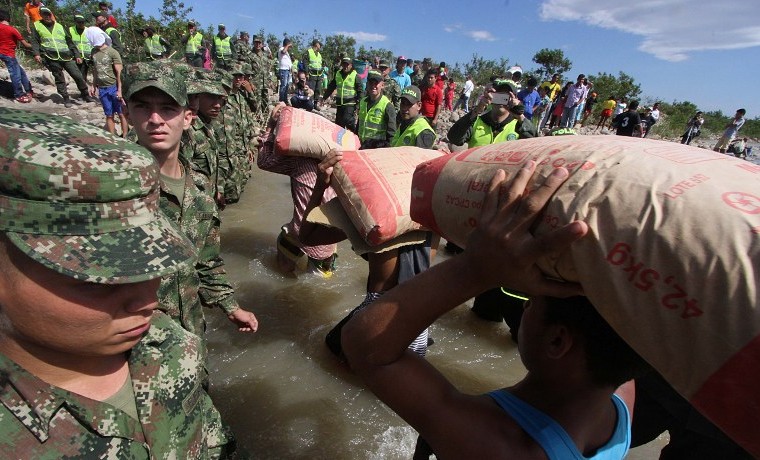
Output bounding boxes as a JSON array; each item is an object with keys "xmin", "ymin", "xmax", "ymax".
[
  {"xmin": 357, "ymin": 70, "xmax": 397, "ymax": 149},
  {"xmin": 447, "ymin": 80, "xmax": 536, "ymax": 147},
  {"xmin": 304, "ymin": 38, "xmax": 323, "ymax": 100},
  {"xmin": 321, "ymin": 56, "xmax": 363, "ymax": 132},
  {"xmin": 211, "ymin": 24, "xmax": 235, "ymax": 70},
  {"xmin": 142, "ymin": 26, "xmax": 170, "ymax": 60},
  {"xmin": 93, "ymin": 11, "xmax": 123, "ymax": 56},
  {"xmin": 69, "ymin": 15, "xmax": 92, "ymax": 81},
  {"xmin": 391, "ymin": 86, "xmax": 436, "ymax": 149},
  {"xmin": 30, "ymin": 7, "xmax": 93, "ymax": 107},
  {"xmin": 181, "ymin": 20, "xmax": 205, "ymax": 68}
]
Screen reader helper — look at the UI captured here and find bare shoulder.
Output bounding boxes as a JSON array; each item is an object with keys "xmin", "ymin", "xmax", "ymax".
[{"xmin": 420, "ymin": 392, "xmax": 545, "ymax": 459}]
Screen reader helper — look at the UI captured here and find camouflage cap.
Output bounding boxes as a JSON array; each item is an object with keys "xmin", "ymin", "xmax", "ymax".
[
  {"xmin": 366, "ymin": 70, "xmax": 383, "ymax": 83},
  {"xmin": 123, "ymin": 61, "xmax": 189, "ymax": 107},
  {"xmin": 230, "ymin": 63, "xmax": 246, "ymax": 76},
  {"xmin": 187, "ymin": 69, "xmax": 226, "ymax": 96},
  {"xmin": 242, "ymin": 63, "xmax": 253, "ymax": 75},
  {"xmin": 214, "ymin": 68, "xmax": 233, "ymax": 90},
  {"xmin": 0, "ymin": 108, "xmax": 197, "ymax": 284}
]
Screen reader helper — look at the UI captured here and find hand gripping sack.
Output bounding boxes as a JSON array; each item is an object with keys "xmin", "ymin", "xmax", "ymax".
[{"xmin": 410, "ymin": 135, "xmax": 760, "ymax": 456}]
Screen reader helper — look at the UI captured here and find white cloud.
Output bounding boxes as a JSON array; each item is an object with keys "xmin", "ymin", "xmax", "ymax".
[
  {"xmin": 539, "ymin": 0, "xmax": 760, "ymax": 62},
  {"xmin": 443, "ymin": 24, "xmax": 462, "ymax": 33},
  {"xmin": 466, "ymin": 30, "xmax": 498, "ymax": 42},
  {"xmin": 333, "ymin": 31, "xmax": 387, "ymax": 43}
]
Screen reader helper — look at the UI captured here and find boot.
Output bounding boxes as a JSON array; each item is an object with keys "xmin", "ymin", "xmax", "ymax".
[
  {"xmin": 81, "ymin": 93, "xmax": 95, "ymax": 103},
  {"xmin": 63, "ymin": 96, "xmax": 72, "ymax": 108}
]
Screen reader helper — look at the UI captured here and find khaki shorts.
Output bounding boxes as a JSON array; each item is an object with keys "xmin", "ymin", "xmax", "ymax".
[{"xmin": 714, "ymin": 135, "xmax": 733, "ymax": 151}]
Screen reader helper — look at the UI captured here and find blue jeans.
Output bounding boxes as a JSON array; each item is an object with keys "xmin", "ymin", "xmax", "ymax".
[
  {"xmin": 278, "ymin": 69, "xmax": 290, "ymax": 103},
  {"xmin": 0, "ymin": 54, "xmax": 31, "ymax": 98},
  {"xmin": 560, "ymin": 105, "xmax": 579, "ymax": 128}
]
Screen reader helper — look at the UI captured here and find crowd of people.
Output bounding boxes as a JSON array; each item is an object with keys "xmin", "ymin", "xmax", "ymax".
[{"xmin": 0, "ymin": 3, "xmax": 755, "ymax": 459}]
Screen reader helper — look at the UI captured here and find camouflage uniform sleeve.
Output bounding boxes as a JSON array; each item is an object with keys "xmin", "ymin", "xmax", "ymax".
[{"xmin": 197, "ymin": 204, "xmax": 240, "ymax": 315}]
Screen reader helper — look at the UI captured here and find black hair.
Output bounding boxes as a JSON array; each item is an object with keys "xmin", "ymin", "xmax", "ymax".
[
  {"xmin": 527, "ymin": 76, "xmax": 538, "ymax": 87},
  {"xmin": 543, "ymin": 296, "xmax": 651, "ymax": 388},
  {"xmin": 0, "ymin": 9, "xmax": 9, "ymax": 22},
  {"xmin": 737, "ymin": 108, "xmax": 746, "ymax": 115},
  {"xmin": 629, "ymin": 100, "xmax": 640, "ymax": 110}
]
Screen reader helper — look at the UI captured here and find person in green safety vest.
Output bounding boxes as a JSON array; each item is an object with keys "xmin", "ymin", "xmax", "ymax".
[
  {"xmin": 181, "ymin": 20, "xmax": 205, "ymax": 68},
  {"xmin": 447, "ymin": 80, "xmax": 536, "ymax": 147},
  {"xmin": 142, "ymin": 26, "xmax": 170, "ymax": 60},
  {"xmin": 357, "ymin": 70, "xmax": 396, "ymax": 149},
  {"xmin": 303, "ymin": 38, "xmax": 324, "ymax": 101},
  {"xmin": 391, "ymin": 85, "xmax": 436, "ymax": 148},
  {"xmin": 69, "ymin": 14, "xmax": 91, "ymax": 81},
  {"xmin": 321, "ymin": 55, "xmax": 363, "ymax": 132},
  {"xmin": 30, "ymin": 7, "xmax": 92, "ymax": 107},
  {"xmin": 211, "ymin": 24, "xmax": 235, "ymax": 70}
]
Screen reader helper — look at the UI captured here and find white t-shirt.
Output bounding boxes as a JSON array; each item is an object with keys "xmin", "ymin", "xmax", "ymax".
[
  {"xmin": 278, "ymin": 47, "xmax": 292, "ymax": 70},
  {"xmin": 463, "ymin": 79, "xmax": 474, "ymax": 97}
]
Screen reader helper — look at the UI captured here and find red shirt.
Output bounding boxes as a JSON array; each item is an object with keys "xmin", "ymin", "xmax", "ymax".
[
  {"xmin": 0, "ymin": 23, "xmax": 24, "ymax": 57},
  {"xmin": 420, "ymin": 84, "xmax": 442, "ymax": 118}
]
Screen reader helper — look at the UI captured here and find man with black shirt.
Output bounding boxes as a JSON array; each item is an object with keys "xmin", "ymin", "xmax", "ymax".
[{"xmin": 612, "ymin": 99, "xmax": 643, "ymax": 137}]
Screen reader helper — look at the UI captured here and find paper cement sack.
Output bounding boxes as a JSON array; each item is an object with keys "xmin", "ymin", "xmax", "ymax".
[
  {"xmin": 331, "ymin": 146, "xmax": 444, "ymax": 246},
  {"xmin": 274, "ymin": 106, "xmax": 361, "ymax": 158},
  {"xmin": 410, "ymin": 135, "xmax": 760, "ymax": 456}
]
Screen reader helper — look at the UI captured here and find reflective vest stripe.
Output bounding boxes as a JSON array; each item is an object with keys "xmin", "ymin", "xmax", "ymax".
[
  {"xmin": 214, "ymin": 36, "xmax": 232, "ymax": 60},
  {"xmin": 34, "ymin": 22, "xmax": 70, "ymax": 61},
  {"xmin": 307, "ymin": 48, "xmax": 322, "ymax": 75},
  {"xmin": 145, "ymin": 35, "xmax": 165, "ymax": 57},
  {"xmin": 335, "ymin": 70, "xmax": 357, "ymax": 106},
  {"xmin": 468, "ymin": 117, "xmax": 519, "ymax": 147},
  {"xmin": 69, "ymin": 27, "xmax": 91, "ymax": 59},
  {"xmin": 359, "ymin": 96, "xmax": 390, "ymax": 141},
  {"xmin": 391, "ymin": 117, "xmax": 435, "ymax": 147},
  {"xmin": 185, "ymin": 32, "xmax": 203, "ymax": 54}
]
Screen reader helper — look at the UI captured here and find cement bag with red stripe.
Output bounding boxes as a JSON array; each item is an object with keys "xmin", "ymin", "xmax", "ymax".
[
  {"xmin": 410, "ymin": 135, "xmax": 760, "ymax": 457},
  {"xmin": 274, "ymin": 106, "xmax": 360, "ymax": 158},
  {"xmin": 331, "ymin": 147, "xmax": 444, "ymax": 246}
]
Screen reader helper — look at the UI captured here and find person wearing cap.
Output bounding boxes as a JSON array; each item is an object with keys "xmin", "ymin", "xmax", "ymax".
[
  {"xmin": 98, "ymin": 1, "xmax": 118, "ymax": 28},
  {"xmin": 181, "ymin": 21, "xmax": 205, "ymax": 68},
  {"xmin": 90, "ymin": 29, "xmax": 127, "ymax": 138},
  {"xmin": 290, "ymin": 68, "xmax": 315, "ymax": 111},
  {"xmin": 93, "ymin": 10, "xmax": 123, "ymax": 55},
  {"xmin": 68, "ymin": 14, "xmax": 92, "ymax": 81},
  {"xmin": 357, "ymin": 70, "xmax": 397, "ymax": 149},
  {"xmin": 435, "ymin": 61, "xmax": 448, "ymax": 91},
  {"xmin": 303, "ymin": 39, "xmax": 324, "ymax": 100},
  {"xmin": 214, "ymin": 64, "xmax": 256, "ymax": 204},
  {"xmin": 506, "ymin": 65, "xmax": 523, "ymax": 90},
  {"xmin": 447, "ymin": 80, "xmax": 526, "ymax": 147},
  {"xmin": 142, "ymin": 25, "xmax": 170, "ymax": 60},
  {"xmin": 0, "ymin": 9, "xmax": 34, "ymax": 103},
  {"xmin": 376, "ymin": 58, "xmax": 401, "ymax": 111},
  {"xmin": 249, "ymin": 34, "xmax": 273, "ymax": 120},
  {"xmin": 0, "ymin": 108, "xmax": 235, "ymax": 457},
  {"xmin": 212, "ymin": 23, "xmax": 235, "ymax": 71},
  {"xmin": 31, "ymin": 7, "xmax": 92, "ymax": 107},
  {"xmin": 233, "ymin": 31, "xmax": 252, "ymax": 64},
  {"xmin": 183, "ymin": 68, "xmax": 228, "ymax": 207},
  {"xmin": 322, "ymin": 55, "xmax": 363, "ymax": 132},
  {"xmin": 390, "ymin": 56, "xmax": 411, "ymax": 91},
  {"xmin": 392, "ymin": 85, "xmax": 436, "ymax": 148},
  {"xmin": 419, "ymin": 69, "xmax": 443, "ymax": 129},
  {"xmin": 276, "ymin": 37, "xmax": 292, "ymax": 103},
  {"xmin": 122, "ymin": 62, "xmax": 259, "ymax": 344}
]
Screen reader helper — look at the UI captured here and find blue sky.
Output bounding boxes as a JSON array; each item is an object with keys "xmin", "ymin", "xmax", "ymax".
[{"xmin": 116, "ymin": 0, "xmax": 758, "ymax": 116}]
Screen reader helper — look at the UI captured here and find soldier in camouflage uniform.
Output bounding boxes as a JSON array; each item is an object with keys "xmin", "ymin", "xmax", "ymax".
[
  {"xmin": 233, "ymin": 31, "xmax": 253, "ymax": 65},
  {"xmin": 122, "ymin": 62, "xmax": 259, "ymax": 341},
  {"xmin": 214, "ymin": 64, "xmax": 256, "ymax": 204},
  {"xmin": 249, "ymin": 35, "xmax": 273, "ymax": 123},
  {"xmin": 0, "ymin": 108, "xmax": 234, "ymax": 457},
  {"xmin": 378, "ymin": 59, "xmax": 401, "ymax": 112},
  {"xmin": 182, "ymin": 68, "xmax": 227, "ymax": 208}
]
